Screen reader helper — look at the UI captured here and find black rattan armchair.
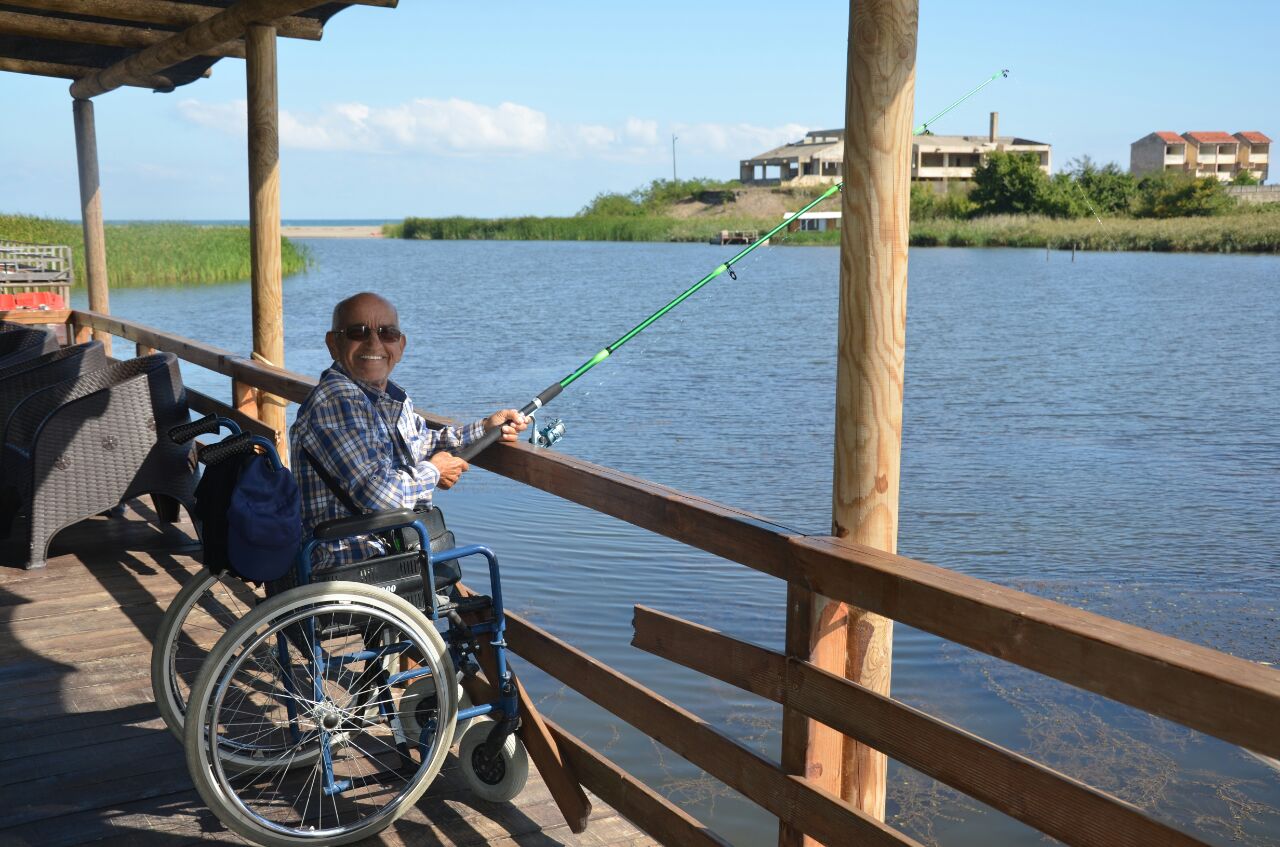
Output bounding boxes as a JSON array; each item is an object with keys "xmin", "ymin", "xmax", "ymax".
[{"xmin": 0, "ymin": 353, "xmax": 196, "ymax": 569}]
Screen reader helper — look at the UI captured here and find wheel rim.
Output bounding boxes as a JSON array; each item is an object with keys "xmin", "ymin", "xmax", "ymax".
[
  {"xmin": 164, "ymin": 574, "xmax": 258, "ymax": 719},
  {"xmin": 470, "ymin": 744, "xmax": 507, "ymax": 785},
  {"xmin": 205, "ymin": 600, "xmax": 451, "ymax": 839}
]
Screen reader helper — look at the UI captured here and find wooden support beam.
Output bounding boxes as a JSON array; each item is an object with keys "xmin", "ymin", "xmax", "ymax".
[
  {"xmin": 454, "ymin": 585, "xmax": 592, "ymax": 833},
  {"xmin": 781, "ymin": 4, "xmax": 919, "ymax": 841},
  {"xmin": 6, "ymin": 0, "xmax": 323, "ymax": 41},
  {"xmin": 499, "ymin": 607, "xmax": 920, "ymax": 847},
  {"xmin": 0, "ymin": 10, "xmax": 245, "ymax": 59},
  {"xmin": 635, "ymin": 606, "xmax": 1211, "ymax": 847},
  {"xmin": 72, "ymin": 98, "xmax": 112, "ymax": 357},
  {"xmin": 544, "ymin": 719, "xmax": 733, "ymax": 847},
  {"xmin": 231, "ymin": 379, "xmax": 258, "ymax": 418},
  {"xmin": 0, "ymin": 56, "xmax": 174, "ymax": 89},
  {"xmin": 245, "ymin": 23, "xmax": 288, "ymax": 464},
  {"xmin": 70, "ymin": 0, "xmax": 330, "ymax": 99}
]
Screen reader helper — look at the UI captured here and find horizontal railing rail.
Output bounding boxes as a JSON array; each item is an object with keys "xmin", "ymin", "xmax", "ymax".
[
  {"xmin": 631, "ymin": 606, "xmax": 1209, "ymax": 847},
  {"xmin": 57, "ymin": 308, "xmax": 1280, "ymax": 846}
]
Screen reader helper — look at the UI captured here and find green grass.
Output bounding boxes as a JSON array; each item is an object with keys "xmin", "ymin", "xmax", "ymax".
[
  {"xmin": 1, "ymin": 213, "xmax": 312, "ymax": 287},
  {"xmin": 397, "ymin": 214, "xmax": 779, "ymax": 243}
]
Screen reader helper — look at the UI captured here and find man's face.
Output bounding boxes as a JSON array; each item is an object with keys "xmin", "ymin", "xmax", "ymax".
[{"xmin": 325, "ymin": 295, "xmax": 406, "ymax": 391}]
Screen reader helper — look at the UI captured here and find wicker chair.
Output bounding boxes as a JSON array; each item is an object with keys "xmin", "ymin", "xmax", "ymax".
[
  {"xmin": 0, "ymin": 342, "xmax": 107, "ymax": 437},
  {"xmin": 0, "ymin": 352, "xmax": 196, "ymax": 569},
  {"xmin": 0, "ymin": 327, "xmax": 59, "ymax": 371}
]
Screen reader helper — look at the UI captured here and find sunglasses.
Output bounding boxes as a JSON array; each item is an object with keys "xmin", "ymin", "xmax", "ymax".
[{"xmin": 332, "ymin": 323, "xmax": 402, "ymax": 343}]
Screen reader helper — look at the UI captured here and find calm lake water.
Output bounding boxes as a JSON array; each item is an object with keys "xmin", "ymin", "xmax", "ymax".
[{"xmin": 82, "ymin": 241, "xmax": 1279, "ymax": 846}]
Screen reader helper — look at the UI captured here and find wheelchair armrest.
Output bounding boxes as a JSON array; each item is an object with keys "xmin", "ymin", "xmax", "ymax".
[{"xmin": 313, "ymin": 507, "xmax": 417, "ymax": 541}]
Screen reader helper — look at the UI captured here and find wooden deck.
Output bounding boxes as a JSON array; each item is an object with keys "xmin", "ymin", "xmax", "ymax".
[{"xmin": 0, "ymin": 501, "xmax": 653, "ymax": 847}]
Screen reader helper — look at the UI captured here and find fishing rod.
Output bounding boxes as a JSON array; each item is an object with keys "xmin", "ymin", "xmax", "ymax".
[{"xmin": 458, "ymin": 69, "xmax": 1010, "ymax": 461}]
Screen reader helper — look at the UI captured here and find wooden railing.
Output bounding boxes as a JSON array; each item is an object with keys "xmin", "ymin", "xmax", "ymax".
[{"xmin": 18, "ymin": 308, "xmax": 1278, "ymax": 847}]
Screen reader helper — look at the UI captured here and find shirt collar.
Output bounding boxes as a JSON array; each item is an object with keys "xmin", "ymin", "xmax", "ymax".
[{"xmin": 329, "ymin": 362, "xmax": 408, "ymax": 405}]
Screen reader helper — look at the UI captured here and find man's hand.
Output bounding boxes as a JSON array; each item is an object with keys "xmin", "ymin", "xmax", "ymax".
[
  {"xmin": 430, "ymin": 452, "xmax": 469, "ymax": 489},
  {"xmin": 484, "ymin": 409, "xmax": 529, "ymax": 443}
]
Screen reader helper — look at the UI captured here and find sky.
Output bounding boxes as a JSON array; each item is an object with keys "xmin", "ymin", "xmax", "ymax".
[{"xmin": 2, "ymin": 0, "xmax": 1277, "ymax": 220}]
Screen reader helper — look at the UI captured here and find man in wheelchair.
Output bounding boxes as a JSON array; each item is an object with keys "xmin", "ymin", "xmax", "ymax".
[
  {"xmin": 291, "ymin": 291, "xmax": 526, "ymax": 570},
  {"xmin": 170, "ymin": 294, "xmax": 537, "ymax": 845}
]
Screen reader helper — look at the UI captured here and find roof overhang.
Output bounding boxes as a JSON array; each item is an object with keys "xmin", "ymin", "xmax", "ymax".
[{"xmin": 0, "ymin": 0, "xmax": 391, "ymax": 94}]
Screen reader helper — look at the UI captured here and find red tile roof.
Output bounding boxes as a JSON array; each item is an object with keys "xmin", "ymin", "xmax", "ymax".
[
  {"xmin": 1235, "ymin": 131, "xmax": 1272, "ymax": 144},
  {"xmin": 1156, "ymin": 131, "xmax": 1184, "ymax": 144},
  {"xmin": 1183, "ymin": 131, "xmax": 1237, "ymax": 145}
]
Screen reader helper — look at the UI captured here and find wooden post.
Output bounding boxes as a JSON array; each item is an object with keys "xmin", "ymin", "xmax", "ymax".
[
  {"xmin": 780, "ymin": 2, "xmax": 917, "ymax": 843},
  {"xmin": 246, "ymin": 24, "xmax": 288, "ymax": 464},
  {"xmin": 72, "ymin": 97, "xmax": 111, "ymax": 356},
  {"xmin": 231, "ymin": 379, "xmax": 258, "ymax": 418}
]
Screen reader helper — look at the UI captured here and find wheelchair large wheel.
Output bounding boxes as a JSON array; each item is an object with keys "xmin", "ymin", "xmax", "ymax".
[
  {"xmin": 185, "ymin": 582, "xmax": 456, "ymax": 847},
  {"xmin": 151, "ymin": 567, "xmax": 262, "ymax": 738}
]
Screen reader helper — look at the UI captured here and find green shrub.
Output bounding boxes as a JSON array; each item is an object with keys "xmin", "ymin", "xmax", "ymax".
[
  {"xmin": 911, "ymin": 183, "xmax": 975, "ymax": 220},
  {"xmin": 1135, "ymin": 172, "xmax": 1232, "ymax": 218},
  {"xmin": 1069, "ymin": 157, "xmax": 1137, "ymax": 215}
]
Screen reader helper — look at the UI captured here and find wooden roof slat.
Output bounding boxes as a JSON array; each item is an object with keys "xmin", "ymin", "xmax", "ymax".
[
  {"xmin": 0, "ymin": 54, "xmax": 180, "ymax": 88},
  {"xmin": 0, "ymin": 9, "xmax": 245, "ymax": 59},
  {"xmin": 4, "ymin": 0, "xmax": 323, "ymax": 41},
  {"xmin": 69, "ymin": 0, "xmax": 394, "ymax": 99}
]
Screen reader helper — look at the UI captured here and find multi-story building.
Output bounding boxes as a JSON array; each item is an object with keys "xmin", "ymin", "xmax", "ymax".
[
  {"xmin": 739, "ymin": 113, "xmax": 1051, "ymax": 186},
  {"xmin": 1234, "ymin": 132, "xmax": 1271, "ymax": 183},
  {"xmin": 1130, "ymin": 131, "xmax": 1270, "ymax": 182}
]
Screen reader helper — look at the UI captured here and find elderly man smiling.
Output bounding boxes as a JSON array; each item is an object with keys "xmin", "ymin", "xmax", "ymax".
[{"xmin": 291, "ymin": 292, "xmax": 526, "ymax": 569}]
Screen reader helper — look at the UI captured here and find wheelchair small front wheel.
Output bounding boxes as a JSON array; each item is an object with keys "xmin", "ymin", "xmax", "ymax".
[
  {"xmin": 185, "ymin": 582, "xmax": 456, "ymax": 846},
  {"xmin": 458, "ymin": 719, "xmax": 529, "ymax": 803}
]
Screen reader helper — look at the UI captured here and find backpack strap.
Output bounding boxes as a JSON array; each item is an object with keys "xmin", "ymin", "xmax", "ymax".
[{"xmin": 303, "ymin": 447, "xmax": 363, "ymax": 516}]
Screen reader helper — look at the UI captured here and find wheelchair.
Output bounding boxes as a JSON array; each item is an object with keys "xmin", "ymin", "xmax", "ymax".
[{"xmin": 150, "ymin": 415, "xmax": 529, "ymax": 846}]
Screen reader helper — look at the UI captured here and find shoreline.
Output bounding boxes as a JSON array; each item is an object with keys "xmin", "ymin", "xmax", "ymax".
[{"xmin": 282, "ymin": 225, "xmax": 384, "ymax": 238}]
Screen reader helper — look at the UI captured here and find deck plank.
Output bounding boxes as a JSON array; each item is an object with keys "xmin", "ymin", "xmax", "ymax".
[{"xmin": 0, "ymin": 501, "xmax": 654, "ymax": 847}]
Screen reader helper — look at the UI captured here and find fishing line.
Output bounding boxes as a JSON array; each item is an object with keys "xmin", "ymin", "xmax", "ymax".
[{"xmin": 459, "ymin": 69, "xmax": 1010, "ymax": 460}]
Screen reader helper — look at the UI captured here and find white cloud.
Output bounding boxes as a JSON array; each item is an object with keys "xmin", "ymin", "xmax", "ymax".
[
  {"xmin": 176, "ymin": 96, "xmax": 811, "ymax": 163},
  {"xmin": 177, "ymin": 98, "xmax": 248, "ymax": 135},
  {"xmin": 672, "ymin": 121, "xmax": 809, "ymax": 155},
  {"xmin": 624, "ymin": 118, "xmax": 659, "ymax": 145}
]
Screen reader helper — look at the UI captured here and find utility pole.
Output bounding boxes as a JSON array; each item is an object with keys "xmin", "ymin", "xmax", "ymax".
[{"xmin": 672, "ymin": 134, "xmax": 678, "ymax": 182}]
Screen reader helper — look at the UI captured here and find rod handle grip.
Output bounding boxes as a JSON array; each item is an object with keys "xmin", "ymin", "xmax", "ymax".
[{"xmin": 456, "ymin": 395, "xmax": 547, "ymax": 462}]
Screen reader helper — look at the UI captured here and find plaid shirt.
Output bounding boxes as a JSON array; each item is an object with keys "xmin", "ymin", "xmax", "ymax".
[{"xmin": 290, "ymin": 364, "xmax": 483, "ymax": 569}]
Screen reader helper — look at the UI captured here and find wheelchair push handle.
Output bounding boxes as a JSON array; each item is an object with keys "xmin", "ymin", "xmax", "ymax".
[
  {"xmin": 198, "ymin": 431, "xmax": 255, "ymax": 466},
  {"xmin": 169, "ymin": 413, "xmax": 230, "ymax": 444}
]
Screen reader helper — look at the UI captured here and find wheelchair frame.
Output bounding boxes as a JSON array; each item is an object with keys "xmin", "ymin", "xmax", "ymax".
[{"xmin": 155, "ymin": 414, "xmax": 526, "ymax": 846}]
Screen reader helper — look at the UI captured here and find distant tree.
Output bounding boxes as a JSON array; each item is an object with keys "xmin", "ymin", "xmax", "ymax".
[
  {"xmin": 1134, "ymin": 172, "xmax": 1232, "ymax": 218},
  {"xmin": 579, "ymin": 191, "xmax": 644, "ymax": 217},
  {"xmin": 970, "ymin": 151, "xmax": 1049, "ymax": 215},
  {"xmin": 1039, "ymin": 173, "xmax": 1090, "ymax": 219},
  {"xmin": 1231, "ymin": 169, "xmax": 1260, "ymax": 186},
  {"xmin": 1068, "ymin": 156, "xmax": 1137, "ymax": 215}
]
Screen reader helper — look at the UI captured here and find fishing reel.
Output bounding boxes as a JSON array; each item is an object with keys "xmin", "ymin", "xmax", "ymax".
[{"xmin": 527, "ymin": 414, "xmax": 566, "ymax": 449}]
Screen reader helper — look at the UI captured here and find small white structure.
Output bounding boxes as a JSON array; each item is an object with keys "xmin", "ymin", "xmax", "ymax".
[{"xmin": 784, "ymin": 210, "xmax": 841, "ymax": 232}]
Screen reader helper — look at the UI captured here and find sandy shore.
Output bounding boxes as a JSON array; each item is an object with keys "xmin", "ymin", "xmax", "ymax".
[{"xmin": 281, "ymin": 225, "xmax": 385, "ymax": 238}]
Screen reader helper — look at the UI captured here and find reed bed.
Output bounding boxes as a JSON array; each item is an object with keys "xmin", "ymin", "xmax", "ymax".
[
  {"xmin": 395, "ymin": 209, "xmax": 1280, "ymax": 254},
  {"xmin": 397, "ymin": 214, "xmax": 776, "ymax": 243},
  {"xmin": 1, "ymin": 214, "xmax": 311, "ymax": 287},
  {"xmin": 908, "ymin": 211, "xmax": 1280, "ymax": 253}
]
